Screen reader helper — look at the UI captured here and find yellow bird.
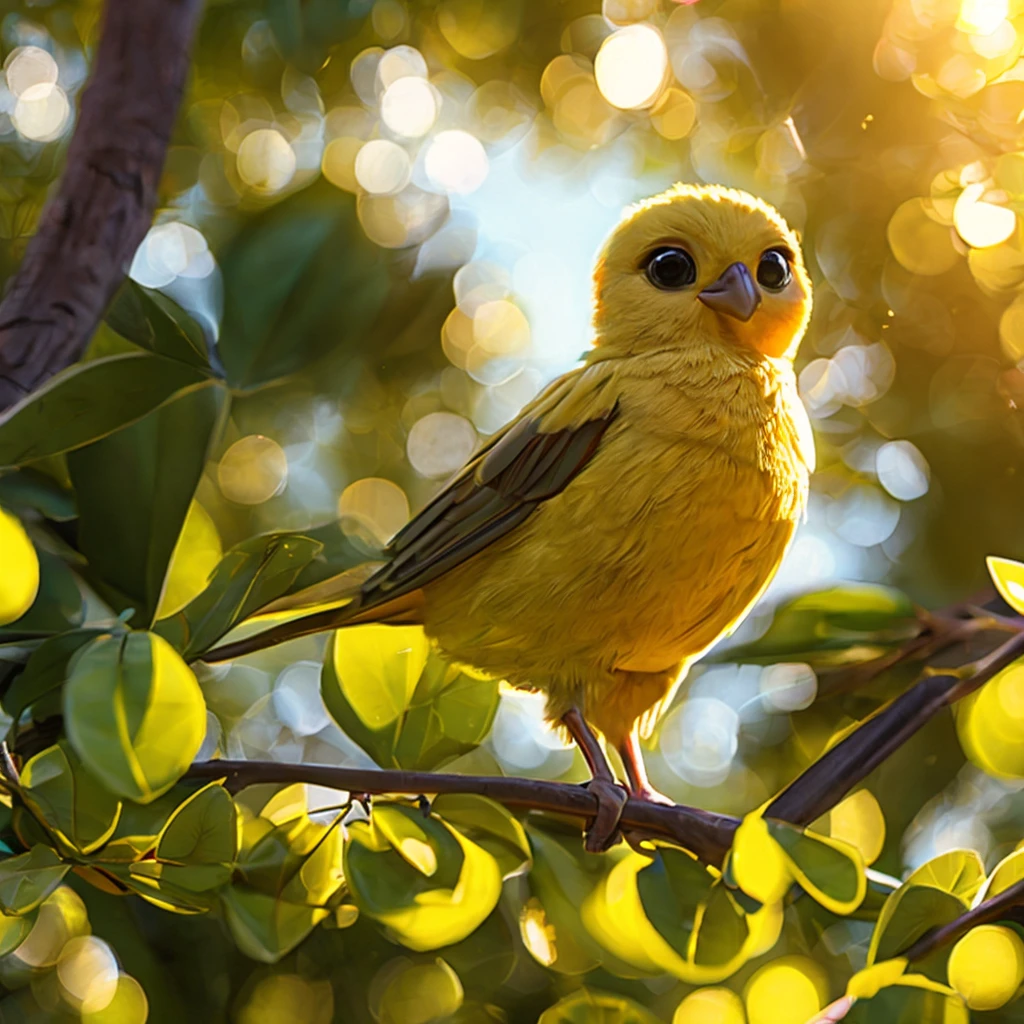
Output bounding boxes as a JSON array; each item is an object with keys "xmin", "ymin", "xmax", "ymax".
[{"xmin": 210, "ymin": 184, "xmax": 814, "ymax": 849}]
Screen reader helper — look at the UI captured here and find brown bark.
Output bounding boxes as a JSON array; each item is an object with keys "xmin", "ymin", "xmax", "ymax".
[
  {"xmin": 184, "ymin": 604, "xmax": 1024, "ymax": 870},
  {"xmin": 0, "ymin": 0, "xmax": 204, "ymax": 410}
]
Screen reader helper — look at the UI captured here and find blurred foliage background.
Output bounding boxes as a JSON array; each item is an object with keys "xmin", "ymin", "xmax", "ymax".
[{"xmin": 3, "ymin": 0, "xmax": 1024, "ymax": 1020}]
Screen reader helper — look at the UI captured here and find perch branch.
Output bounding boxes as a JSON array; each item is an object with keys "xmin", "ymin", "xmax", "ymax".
[
  {"xmin": 0, "ymin": 0, "xmax": 204, "ymax": 411},
  {"xmin": 184, "ymin": 759, "xmax": 741, "ymax": 867},
  {"xmin": 184, "ymin": 598, "xmax": 1024, "ymax": 869}
]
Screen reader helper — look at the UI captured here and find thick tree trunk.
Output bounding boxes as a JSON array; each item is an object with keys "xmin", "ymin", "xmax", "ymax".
[{"xmin": 0, "ymin": 0, "xmax": 204, "ymax": 411}]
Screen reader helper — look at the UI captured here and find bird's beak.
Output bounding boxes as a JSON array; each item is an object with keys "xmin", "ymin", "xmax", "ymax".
[{"xmin": 698, "ymin": 263, "xmax": 762, "ymax": 322}]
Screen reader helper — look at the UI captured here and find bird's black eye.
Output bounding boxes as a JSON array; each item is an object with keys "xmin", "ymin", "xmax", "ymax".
[
  {"xmin": 644, "ymin": 247, "xmax": 698, "ymax": 290},
  {"xmin": 757, "ymin": 249, "xmax": 792, "ymax": 291}
]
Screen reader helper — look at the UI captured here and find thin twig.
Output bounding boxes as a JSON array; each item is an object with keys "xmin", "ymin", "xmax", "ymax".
[
  {"xmin": 900, "ymin": 878, "xmax": 1024, "ymax": 962},
  {"xmin": 767, "ymin": 628, "xmax": 1024, "ymax": 826},
  {"xmin": 184, "ymin": 760, "xmax": 740, "ymax": 867}
]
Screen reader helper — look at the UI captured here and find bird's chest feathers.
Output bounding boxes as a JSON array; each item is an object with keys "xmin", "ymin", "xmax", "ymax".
[
  {"xmin": 621, "ymin": 360, "xmax": 811, "ymax": 524},
  {"xmin": 591, "ymin": 363, "xmax": 810, "ymax": 670}
]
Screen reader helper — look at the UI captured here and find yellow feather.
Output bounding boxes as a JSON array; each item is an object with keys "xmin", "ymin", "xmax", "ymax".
[{"xmin": 420, "ymin": 183, "xmax": 814, "ymax": 754}]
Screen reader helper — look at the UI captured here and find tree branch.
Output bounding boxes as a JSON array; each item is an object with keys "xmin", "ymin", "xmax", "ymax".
[
  {"xmin": 811, "ymin": 878, "xmax": 1024, "ymax": 1024},
  {"xmin": 0, "ymin": 0, "xmax": 205, "ymax": 411},
  {"xmin": 183, "ymin": 601, "xmax": 1024, "ymax": 870},
  {"xmin": 900, "ymin": 878, "xmax": 1024, "ymax": 962},
  {"xmin": 766, "ymin": 627, "xmax": 1024, "ymax": 826},
  {"xmin": 184, "ymin": 759, "xmax": 741, "ymax": 867}
]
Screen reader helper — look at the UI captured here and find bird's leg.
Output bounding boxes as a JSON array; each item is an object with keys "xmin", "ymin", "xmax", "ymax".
[
  {"xmin": 561, "ymin": 707, "xmax": 627, "ymax": 852},
  {"xmin": 618, "ymin": 724, "xmax": 675, "ymax": 806}
]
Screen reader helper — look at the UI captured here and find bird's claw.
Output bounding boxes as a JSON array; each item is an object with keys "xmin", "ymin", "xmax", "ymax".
[
  {"xmin": 629, "ymin": 784, "xmax": 675, "ymax": 807},
  {"xmin": 582, "ymin": 777, "xmax": 628, "ymax": 853}
]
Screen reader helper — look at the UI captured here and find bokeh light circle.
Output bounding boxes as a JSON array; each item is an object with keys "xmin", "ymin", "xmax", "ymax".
[
  {"xmin": 876, "ymin": 440, "xmax": 930, "ymax": 500},
  {"xmin": 887, "ymin": 198, "xmax": 960, "ymax": 275},
  {"xmin": 56, "ymin": 936, "xmax": 119, "ymax": 1013},
  {"xmin": 81, "ymin": 976, "xmax": 149, "ymax": 1024},
  {"xmin": 338, "ymin": 477, "xmax": 409, "ymax": 547},
  {"xmin": 407, "ymin": 412, "xmax": 478, "ymax": 479},
  {"xmin": 5, "ymin": 45, "xmax": 58, "ymax": 97},
  {"xmin": 424, "ymin": 130, "xmax": 489, "ymax": 194},
  {"xmin": 595, "ymin": 24, "xmax": 668, "ymax": 109},
  {"xmin": 357, "ymin": 187, "xmax": 448, "ymax": 248},
  {"xmin": 673, "ymin": 987, "xmax": 745, "ymax": 1024},
  {"xmin": 381, "ymin": 77, "xmax": 439, "ymax": 138},
  {"xmin": 236, "ymin": 128, "xmax": 296, "ymax": 194},
  {"xmin": 218, "ymin": 435, "xmax": 289, "ymax": 505},
  {"xmin": 354, "ymin": 139, "xmax": 412, "ymax": 195},
  {"xmin": 744, "ymin": 959, "xmax": 825, "ymax": 1024},
  {"xmin": 322, "ymin": 137, "xmax": 363, "ymax": 193},
  {"xmin": 13, "ymin": 82, "xmax": 70, "ymax": 141}
]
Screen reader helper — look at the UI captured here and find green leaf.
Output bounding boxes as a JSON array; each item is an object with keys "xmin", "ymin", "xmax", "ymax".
[
  {"xmin": 767, "ymin": 818, "xmax": 866, "ymax": 913},
  {"xmin": 266, "ymin": 0, "xmax": 367, "ymax": 75},
  {"xmin": 102, "ymin": 780, "xmax": 204, "ymax": 856},
  {"xmin": 538, "ymin": 989, "xmax": 663, "ymax": 1024},
  {"xmin": 844, "ymin": 977, "xmax": 969, "ymax": 1023},
  {"xmin": 20, "ymin": 742, "xmax": 121, "ymax": 855},
  {"xmin": 63, "ymin": 631, "xmax": 207, "ymax": 804},
  {"xmin": 155, "ymin": 531, "xmax": 323, "ymax": 659},
  {"xmin": 907, "ymin": 849, "xmax": 986, "ymax": 903},
  {"xmin": 393, "ymin": 661, "xmax": 501, "ymax": 771},
  {"xmin": 272, "ymin": 519, "xmax": 374, "ymax": 603},
  {"xmin": 236, "ymin": 797, "xmax": 343, "ymax": 909},
  {"xmin": 0, "ymin": 468, "xmax": 76, "ymax": 521},
  {"xmin": 345, "ymin": 803, "xmax": 501, "ymax": 951},
  {"xmin": 218, "ymin": 184, "xmax": 388, "ymax": 389},
  {"xmin": 439, "ymin": 908, "xmax": 518, "ymax": 991},
  {"xmin": 0, "ymin": 353, "xmax": 210, "ymax": 468},
  {"xmin": 636, "ymin": 847, "xmax": 716, "ymax": 958},
  {"xmin": 0, "ymin": 909, "xmax": 32, "ymax": 955},
  {"xmin": 691, "ymin": 879, "xmax": 750, "ymax": 972},
  {"xmin": 130, "ymin": 861, "xmax": 228, "ymax": 910},
  {"xmin": 712, "ymin": 583, "xmax": 917, "ymax": 664},
  {"xmin": 0, "ymin": 550, "xmax": 85, "ymax": 641},
  {"xmin": 67, "ymin": 379, "xmax": 226, "ymax": 626},
  {"xmin": 2, "ymin": 628, "xmax": 104, "ymax": 723},
  {"xmin": 95, "ymin": 860, "xmax": 224, "ymax": 913},
  {"xmin": 155, "ymin": 782, "xmax": 237, "ymax": 866},
  {"xmin": 321, "ymin": 625, "xmax": 428, "ymax": 762},
  {"xmin": 105, "ymin": 280, "xmax": 212, "ymax": 370},
  {"xmin": 346, "ymin": 804, "xmax": 463, "ymax": 913},
  {"xmin": 220, "ymin": 885, "xmax": 328, "ymax": 963},
  {"xmin": 0, "ymin": 845, "xmax": 69, "ymax": 914},
  {"xmin": 527, "ymin": 825, "xmax": 643, "ymax": 977},
  {"xmin": 869, "ymin": 885, "xmax": 967, "ymax": 968},
  {"xmin": 322, "ymin": 630, "xmax": 499, "ymax": 770},
  {"xmin": 431, "ymin": 794, "xmax": 531, "ymax": 879}
]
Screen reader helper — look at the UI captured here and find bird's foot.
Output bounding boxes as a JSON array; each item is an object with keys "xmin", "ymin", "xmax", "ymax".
[
  {"xmin": 628, "ymin": 783, "xmax": 676, "ymax": 807},
  {"xmin": 618, "ymin": 784, "xmax": 677, "ymax": 853},
  {"xmin": 582, "ymin": 777, "xmax": 628, "ymax": 853}
]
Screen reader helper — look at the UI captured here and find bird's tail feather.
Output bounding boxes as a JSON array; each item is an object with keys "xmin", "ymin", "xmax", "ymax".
[{"xmin": 256, "ymin": 562, "xmax": 384, "ymax": 619}]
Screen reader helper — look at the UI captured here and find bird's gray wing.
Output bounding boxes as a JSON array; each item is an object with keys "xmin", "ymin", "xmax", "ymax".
[
  {"xmin": 202, "ymin": 369, "xmax": 619, "ymax": 661},
  {"xmin": 356, "ymin": 392, "xmax": 619, "ymax": 610}
]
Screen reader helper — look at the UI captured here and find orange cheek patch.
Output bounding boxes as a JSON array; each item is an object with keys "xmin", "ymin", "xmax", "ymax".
[{"xmin": 756, "ymin": 319, "xmax": 798, "ymax": 358}]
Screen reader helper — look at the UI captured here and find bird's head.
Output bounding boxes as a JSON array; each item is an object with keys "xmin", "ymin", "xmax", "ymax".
[{"xmin": 592, "ymin": 184, "xmax": 812, "ymax": 362}]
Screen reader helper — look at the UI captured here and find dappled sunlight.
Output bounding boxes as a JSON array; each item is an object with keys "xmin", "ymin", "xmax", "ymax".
[{"xmin": 5, "ymin": 0, "xmax": 1024, "ymax": 1019}]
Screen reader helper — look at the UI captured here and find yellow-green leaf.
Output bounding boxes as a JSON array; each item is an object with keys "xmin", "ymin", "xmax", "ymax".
[
  {"xmin": 63, "ymin": 631, "xmax": 206, "ymax": 804},
  {"xmin": 987, "ymin": 556, "xmax": 1024, "ymax": 615}
]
